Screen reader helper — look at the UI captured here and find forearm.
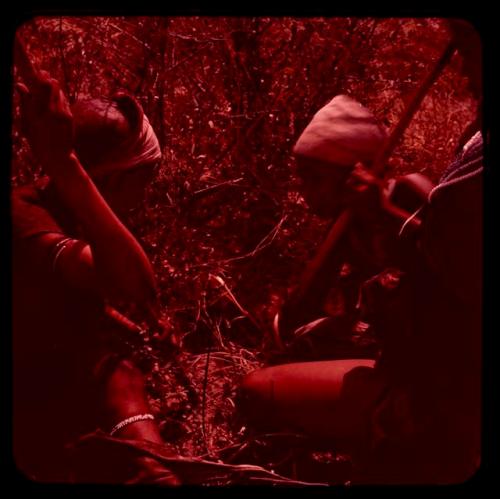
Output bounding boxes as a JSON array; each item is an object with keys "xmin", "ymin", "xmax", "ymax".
[
  {"xmin": 51, "ymin": 152, "xmax": 157, "ymax": 307},
  {"xmin": 381, "ymin": 197, "xmax": 422, "ymax": 231}
]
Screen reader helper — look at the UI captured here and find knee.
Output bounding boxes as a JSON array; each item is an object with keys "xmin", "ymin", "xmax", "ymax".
[
  {"xmin": 112, "ymin": 358, "xmax": 142, "ymax": 377},
  {"xmin": 113, "ymin": 358, "xmax": 144, "ymax": 381},
  {"xmin": 101, "ymin": 358, "xmax": 145, "ymax": 395},
  {"xmin": 237, "ymin": 369, "xmax": 273, "ymax": 415},
  {"xmin": 239, "ymin": 370, "xmax": 259, "ymax": 399}
]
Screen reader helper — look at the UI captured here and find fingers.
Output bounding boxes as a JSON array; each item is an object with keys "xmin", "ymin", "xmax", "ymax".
[
  {"xmin": 346, "ymin": 163, "xmax": 381, "ymax": 195},
  {"xmin": 15, "ymin": 82, "xmax": 31, "ymax": 114},
  {"xmin": 27, "ymin": 75, "xmax": 73, "ymax": 122},
  {"xmin": 350, "ymin": 183, "xmax": 370, "ymax": 194},
  {"xmin": 48, "ymin": 80, "xmax": 72, "ymax": 119},
  {"xmin": 15, "ymin": 72, "xmax": 75, "ymax": 163},
  {"xmin": 33, "ymin": 75, "xmax": 54, "ymax": 108},
  {"xmin": 15, "ymin": 82, "xmax": 29, "ymax": 95},
  {"xmin": 143, "ymin": 301, "xmax": 161, "ymax": 330},
  {"xmin": 15, "ymin": 82, "xmax": 34, "ymax": 138},
  {"xmin": 21, "ymin": 71, "xmax": 64, "ymax": 115},
  {"xmin": 346, "ymin": 172, "xmax": 369, "ymax": 193},
  {"xmin": 15, "ymin": 82, "xmax": 31, "ymax": 118},
  {"xmin": 17, "ymin": 70, "xmax": 57, "ymax": 99}
]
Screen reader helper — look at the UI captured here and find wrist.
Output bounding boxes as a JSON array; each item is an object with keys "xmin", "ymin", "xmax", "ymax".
[
  {"xmin": 57, "ymin": 149, "xmax": 82, "ymax": 170},
  {"xmin": 49, "ymin": 152, "xmax": 100, "ymax": 223},
  {"xmin": 49, "ymin": 151, "xmax": 89, "ymax": 183}
]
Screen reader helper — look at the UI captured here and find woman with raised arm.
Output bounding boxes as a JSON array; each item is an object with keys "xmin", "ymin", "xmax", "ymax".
[{"xmin": 13, "ymin": 72, "xmax": 179, "ymax": 484}]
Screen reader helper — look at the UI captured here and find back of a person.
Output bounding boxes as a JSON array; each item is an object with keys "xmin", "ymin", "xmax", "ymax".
[{"xmin": 363, "ymin": 131, "xmax": 483, "ymax": 484}]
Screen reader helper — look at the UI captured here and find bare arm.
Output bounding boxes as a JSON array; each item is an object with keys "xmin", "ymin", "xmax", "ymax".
[
  {"xmin": 16, "ymin": 74, "xmax": 158, "ymax": 318},
  {"xmin": 52, "ymin": 153, "xmax": 158, "ymax": 308},
  {"xmin": 276, "ymin": 164, "xmax": 423, "ymax": 339},
  {"xmin": 347, "ymin": 163, "xmax": 423, "ymax": 230}
]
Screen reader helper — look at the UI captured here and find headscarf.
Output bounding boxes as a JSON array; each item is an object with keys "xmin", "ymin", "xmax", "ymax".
[
  {"xmin": 293, "ymin": 94, "xmax": 387, "ymax": 167},
  {"xmin": 72, "ymin": 95, "xmax": 162, "ymax": 176},
  {"xmin": 90, "ymin": 113, "xmax": 161, "ymax": 176}
]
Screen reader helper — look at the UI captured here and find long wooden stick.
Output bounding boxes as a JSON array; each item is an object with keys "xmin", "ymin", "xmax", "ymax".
[
  {"xmin": 288, "ymin": 41, "xmax": 456, "ymax": 319},
  {"xmin": 372, "ymin": 40, "xmax": 457, "ymax": 175}
]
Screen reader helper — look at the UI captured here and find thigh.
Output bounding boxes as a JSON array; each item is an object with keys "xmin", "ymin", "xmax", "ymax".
[{"xmin": 240, "ymin": 359, "xmax": 385, "ymax": 439}]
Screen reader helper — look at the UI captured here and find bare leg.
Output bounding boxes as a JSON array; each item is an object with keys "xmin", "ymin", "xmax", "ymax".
[
  {"xmin": 97, "ymin": 358, "xmax": 180, "ymax": 484},
  {"xmin": 101, "ymin": 359, "xmax": 162, "ymax": 443},
  {"xmin": 239, "ymin": 359, "xmax": 384, "ymax": 442}
]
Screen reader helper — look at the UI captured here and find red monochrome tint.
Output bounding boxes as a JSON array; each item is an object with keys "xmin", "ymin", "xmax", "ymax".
[{"xmin": 11, "ymin": 16, "xmax": 483, "ymax": 485}]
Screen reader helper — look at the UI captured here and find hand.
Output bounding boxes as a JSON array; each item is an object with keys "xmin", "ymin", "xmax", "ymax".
[
  {"xmin": 16, "ymin": 72, "xmax": 74, "ymax": 173},
  {"xmin": 345, "ymin": 162, "xmax": 385, "ymax": 219},
  {"xmin": 152, "ymin": 316, "xmax": 179, "ymax": 348},
  {"xmin": 133, "ymin": 301, "xmax": 180, "ymax": 351},
  {"xmin": 346, "ymin": 162, "xmax": 381, "ymax": 193}
]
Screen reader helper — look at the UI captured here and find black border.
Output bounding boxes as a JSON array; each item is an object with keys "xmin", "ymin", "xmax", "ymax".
[{"xmin": 2, "ymin": 3, "xmax": 496, "ymax": 497}]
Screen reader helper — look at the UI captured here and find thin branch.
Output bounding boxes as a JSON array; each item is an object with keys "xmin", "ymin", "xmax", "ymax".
[
  {"xmin": 201, "ymin": 349, "xmax": 211, "ymax": 452},
  {"xmin": 168, "ymin": 32, "xmax": 226, "ymax": 43},
  {"xmin": 58, "ymin": 17, "xmax": 73, "ymax": 102},
  {"xmin": 194, "ymin": 215, "xmax": 287, "ymax": 268},
  {"xmin": 192, "ymin": 177, "xmax": 245, "ymax": 198},
  {"xmin": 73, "ymin": 17, "xmax": 155, "ymax": 53},
  {"xmin": 209, "ymin": 274, "xmax": 262, "ymax": 334}
]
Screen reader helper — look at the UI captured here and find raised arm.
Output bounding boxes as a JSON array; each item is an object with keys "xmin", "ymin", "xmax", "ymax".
[{"xmin": 16, "ymin": 74, "xmax": 158, "ymax": 318}]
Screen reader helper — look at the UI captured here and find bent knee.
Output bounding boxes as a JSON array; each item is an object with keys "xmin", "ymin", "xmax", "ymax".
[
  {"xmin": 98, "ymin": 357, "xmax": 146, "ymax": 396},
  {"xmin": 113, "ymin": 358, "xmax": 142, "ymax": 377},
  {"xmin": 240, "ymin": 368, "xmax": 271, "ymax": 396},
  {"xmin": 238, "ymin": 368, "xmax": 277, "ymax": 417}
]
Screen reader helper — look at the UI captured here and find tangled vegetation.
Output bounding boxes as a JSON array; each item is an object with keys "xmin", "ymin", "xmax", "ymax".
[{"xmin": 12, "ymin": 16, "xmax": 476, "ymax": 482}]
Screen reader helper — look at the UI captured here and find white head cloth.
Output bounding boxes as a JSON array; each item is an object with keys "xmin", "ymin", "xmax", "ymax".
[
  {"xmin": 92, "ymin": 113, "xmax": 162, "ymax": 176},
  {"xmin": 293, "ymin": 94, "xmax": 387, "ymax": 167}
]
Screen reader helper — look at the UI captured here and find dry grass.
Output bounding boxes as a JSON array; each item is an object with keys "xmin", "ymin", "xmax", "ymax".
[{"xmin": 148, "ymin": 344, "xmax": 262, "ymax": 458}]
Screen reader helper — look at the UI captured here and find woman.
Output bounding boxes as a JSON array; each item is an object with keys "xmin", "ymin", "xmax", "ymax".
[
  {"xmin": 238, "ymin": 20, "xmax": 483, "ymax": 484},
  {"xmin": 12, "ymin": 73, "xmax": 179, "ymax": 484}
]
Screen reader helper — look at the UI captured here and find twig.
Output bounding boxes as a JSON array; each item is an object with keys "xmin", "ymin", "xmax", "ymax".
[
  {"xmin": 70, "ymin": 18, "xmax": 154, "ymax": 53},
  {"xmin": 53, "ymin": 18, "xmax": 140, "ymax": 82},
  {"xmin": 58, "ymin": 17, "xmax": 72, "ymax": 102},
  {"xmin": 248, "ymin": 215, "xmax": 287, "ymax": 257},
  {"xmin": 209, "ymin": 274, "xmax": 262, "ymax": 334},
  {"xmin": 193, "ymin": 215, "xmax": 287, "ymax": 269},
  {"xmin": 198, "ymin": 431, "xmax": 309, "ymax": 463},
  {"xmin": 106, "ymin": 21, "xmax": 155, "ymax": 51},
  {"xmin": 192, "ymin": 177, "xmax": 244, "ymax": 198},
  {"xmin": 167, "ymin": 32, "xmax": 226, "ymax": 43},
  {"xmin": 201, "ymin": 349, "xmax": 211, "ymax": 453},
  {"xmin": 197, "ymin": 440, "xmax": 247, "ymax": 460},
  {"xmin": 213, "ymin": 318, "xmax": 226, "ymax": 349}
]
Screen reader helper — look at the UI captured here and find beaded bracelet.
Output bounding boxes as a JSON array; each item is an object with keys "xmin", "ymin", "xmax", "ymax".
[
  {"xmin": 51, "ymin": 237, "xmax": 75, "ymax": 272},
  {"xmin": 109, "ymin": 413, "xmax": 155, "ymax": 436}
]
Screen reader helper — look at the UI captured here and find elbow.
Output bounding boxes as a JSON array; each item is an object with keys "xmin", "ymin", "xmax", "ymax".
[{"xmin": 69, "ymin": 242, "xmax": 158, "ymax": 307}]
